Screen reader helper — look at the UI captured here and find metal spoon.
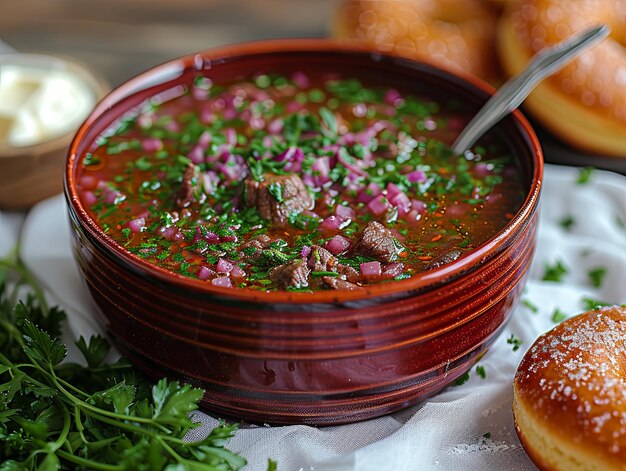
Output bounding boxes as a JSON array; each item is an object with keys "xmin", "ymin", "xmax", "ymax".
[{"xmin": 451, "ymin": 24, "xmax": 610, "ymax": 155}]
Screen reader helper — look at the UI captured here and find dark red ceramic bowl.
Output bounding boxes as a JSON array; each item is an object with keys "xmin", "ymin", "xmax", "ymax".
[{"xmin": 65, "ymin": 39, "xmax": 543, "ymax": 425}]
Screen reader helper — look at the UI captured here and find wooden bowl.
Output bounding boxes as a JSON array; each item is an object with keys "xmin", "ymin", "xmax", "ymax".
[
  {"xmin": 65, "ymin": 39, "xmax": 543, "ymax": 425},
  {"xmin": 0, "ymin": 53, "xmax": 109, "ymax": 209}
]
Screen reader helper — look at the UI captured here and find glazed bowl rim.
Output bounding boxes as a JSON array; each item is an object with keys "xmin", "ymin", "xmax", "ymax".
[{"xmin": 65, "ymin": 38, "xmax": 543, "ymax": 304}]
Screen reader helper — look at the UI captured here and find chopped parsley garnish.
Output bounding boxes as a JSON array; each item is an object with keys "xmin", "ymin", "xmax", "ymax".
[
  {"xmin": 580, "ymin": 297, "xmax": 613, "ymax": 311},
  {"xmin": 551, "ymin": 307, "xmax": 568, "ymax": 323},
  {"xmin": 268, "ymin": 182, "xmax": 284, "ymax": 203},
  {"xmin": 507, "ymin": 334, "xmax": 522, "ymax": 352},
  {"xmin": 522, "ymin": 299, "xmax": 538, "ymax": 314},
  {"xmin": 587, "ymin": 267, "xmax": 607, "ymax": 288},
  {"xmin": 454, "ymin": 371, "xmax": 470, "ymax": 386},
  {"xmin": 475, "ymin": 365, "xmax": 486, "ymax": 379},
  {"xmin": 576, "ymin": 166, "xmax": 594, "ymax": 184},
  {"xmin": 559, "ymin": 215, "xmax": 575, "ymax": 230},
  {"xmin": 542, "ymin": 260, "xmax": 568, "ymax": 282}
]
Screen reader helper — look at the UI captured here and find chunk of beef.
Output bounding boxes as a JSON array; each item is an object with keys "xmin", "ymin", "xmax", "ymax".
[
  {"xmin": 425, "ymin": 250, "xmax": 463, "ymax": 271},
  {"xmin": 308, "ymin": 245, "xmax": 360, "ymax": 283},
  {"xmin": 245, "ymin": 173, "xmax": 313, "ymax": 227},
  {"xmin": 176, "ymin": 163, "xmax": 201, "ymax": 208},
  {"xmin": 241, "ymin": 234, "xmax": 283, "ymax": 261},
  {"xmin": 353, "ymin": 221, "xmax": 404, "ymax": 263},
  {"xmin": 270, "ymin": 259, "xmax": 310, "ymax": 289},
  {"xmin": 322, "ymin": 276, "xmax": 360, "ymax": 290}
]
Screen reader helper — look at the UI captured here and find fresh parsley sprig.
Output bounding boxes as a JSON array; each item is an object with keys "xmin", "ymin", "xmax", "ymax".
[{"xmin": 0, "ymin": 248, "xmax": 274, "ymax": 471}]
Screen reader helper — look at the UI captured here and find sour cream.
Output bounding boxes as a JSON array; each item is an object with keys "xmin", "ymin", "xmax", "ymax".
[{"xmin": 0, "ymin": 61, "xmax": 95, "ymax": 146}]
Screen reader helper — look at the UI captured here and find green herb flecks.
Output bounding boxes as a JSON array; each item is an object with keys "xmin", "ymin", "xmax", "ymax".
[
  {"xmin": 542, "ymin": 260, "xmax": 568, "ymax": 282},
  {"xmin": 587, "ymin": 267, "xmax": 607, "ymax": 288},
  {"xmin": 559, "ymin": 215, "xmax": 575, "ymax": 231},
  {"xmin": 577, "ymin": 166, "xmax": 594, "ymax": 184},
  {"xmin": 551, "ymin": 308, "xmax": 568, "ymax": 323},
  {"xmin": 507, "ymin": 334, "xmax": 522, "ymax": 352}
]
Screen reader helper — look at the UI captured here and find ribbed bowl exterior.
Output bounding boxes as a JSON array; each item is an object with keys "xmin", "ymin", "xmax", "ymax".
[{"xmin": 65, "ymin": 40, "xmax": 543, "ymax": 425}]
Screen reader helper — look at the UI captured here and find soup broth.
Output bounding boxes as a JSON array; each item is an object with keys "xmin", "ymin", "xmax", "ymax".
[{"xmin": 77, "ymin": 72, "xmax": 525, "ymax": 291}]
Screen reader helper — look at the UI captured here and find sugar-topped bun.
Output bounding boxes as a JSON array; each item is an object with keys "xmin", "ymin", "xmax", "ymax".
[
  {"xmin": 497, "ymin": 0, "xmax": 626, "ymax": 157},
  {"xmin": 333, "ymin": 0, "xmax": 501, "ymax": 84},
  {"xmin": 513, "ymin": 305, "xmax": 626, "ymax": 471}
]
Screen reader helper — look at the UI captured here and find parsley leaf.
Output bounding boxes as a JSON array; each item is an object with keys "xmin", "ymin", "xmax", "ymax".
[
  {"xmin": 551, "ymin": 308, "xmax": 567, "ymax": 323},
  {"xmin": 587, "ymin": 267, "xmax": 607, "ymax": 288},
  {"xmin": 507, "ymin": 334, "xmax": 522, "ymax": 352},
  {"xmin": 577, "ymin": 166, "xmax": 594, "ymax": 184},
  {"xmin": 0, "ymin": 248, "xmax": 269, "ymax": 470},
  {"xmin": 268, "ymin": 182, "xmax": 284, "ymax": 203},
  {"xmin": 559, "ymin": 215, "xmax": 575, "ymax": 230},
  {"xmin": 542, "ymin": 260, "xmax": 568, "ymax": 282}
]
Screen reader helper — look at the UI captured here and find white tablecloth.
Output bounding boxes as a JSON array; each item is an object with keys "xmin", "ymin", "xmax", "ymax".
[{"xmin": 1, "ymin": 164, "xmax": 625, "ymax": 471}]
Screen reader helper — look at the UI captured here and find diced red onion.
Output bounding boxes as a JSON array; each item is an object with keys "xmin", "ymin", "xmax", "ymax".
[
  {"xmin": 335, "ymin": 204, "xmax": 355, "ymax": 220},
  {"xmin": 224, "ymin": 128, "xmax": 237, "ymax": 146},
  {"xmin": 386, "ymin": 182, "xmax": 402, "ymax": 199},
  {"xmin": 360, "ymin": 261, "xmax": 382, "ymax": 279},
  {"xmin": 204, "ymin": 231, "xmax": 219, "ymax": 244},
  {"xmin": 390, "ymin": 228, "xmax": 406, "ymax": 242},
  {"xmin": 356, "ymin": 182, "xmax": 382, "ymax": 204},
  {"xmin": 82, "ymin": 191, "xmax": 96, "ymax": 206},
  {"xmin": 424, "ymin": 118, "xmax": 437, "ymax": 131},
  {"xmin": 337, "ymin": 151, "xmax": 368, "ymax": 177},
  {"xmin": 404, "ymin": 209, "xmax": 423, "ymax": 224},
  {"xmin": 202, "ymin": 171, "xmax": 220, "ymax": 195},
  {"xmin": 473, "ymin": 163, "xmax": 491, "ymax": 177},
  {"xmin": 384, "ymin": 88, "xmax": 402, "ymax": 106},
  {"xmin": 188, "ymin": 146, "xmax": 204, "ymax": 164},
  {"xmin": 212, "ymin": 277, "xmax": 232, "ymax": 288},
  {"xmin": 192, "ymin": 87, "xmax": 209, "ymax": 100},
  {"xmin": 158, "ymin": 226, "xmax": 178, "ymax": 239},
  {"xmin": 223, "ymin": 108, "xmax": 237, "ymax": 120},
  {"xmin": 301, "ymin": 245, "xmax": 311, "ymax": 259},
  {"xmin": 103, "ymin": 190, "xmax": 121, "ymax": 205},
  {"xmin": 197, "ymin": 266, "xmax": 213, "ymax": 280},
  {"xmin": 352, "ymin": 103, "xmax": 367, "ymax": 117},
  {"xmin": 286, "ymin": 101, "xmax": 302, "ymax": 113},
  {"xmin": 407, "ymin": 170, "xmax": 427, "ymax": 183},
  {"xmin": 267, "ymin": 118, "xmax": 283, "ymax": 134},
  {"xmin": 411, "ymin": 199, "xmax": 428, "ymax": 214},
  {"xmin": 219, "ymin": 162, "xmax": 242, "ymax": 182},
  {"xmin": 141, "ymin": 137, "xmax": 162, "ymax": 152},
  {"xmin": 80, "ymin": 176, "xmax": 97, "ymax": 190},
  {"xmin": 291, "ymin": 71, "xmax": 310, "ymax": 88},
  {"xmin": 367, "ymin": 194, "xmax": 391, "ymax": 216},
  {"xmin": 390, "ymin": 192, "xmax": 411, "ymax": 215},
  {"xmin": 230, "ymin": 265, "xmax": 246, "ymax": 278},
  {"xmin": 165, "ymin": 121, "xmax": 180, "ymax": 132},
  {"xmin": 383, "ymin": 262, "xmax": 405, "ymax": 278},
  {"xmin": 276, "ymin": 146, "xmax": 303, "ymax": 163},
  {"xmin": 197, "ymin": 131, "xmax": 211, "ymax": 149},
  {"xmin": 250, "ymin": 116, "xmax": 265, "ymax": 130},
  {"xmin": 127, "ymin": 217, "xmax": 145, "ymax": 233},
  {"xmin": 311, "ymin": 156, "xmax": 331, "ymax": 186},
  {"xmin": 325, "ymin": 235, "xmax": 351, "ymax": 255},
  {"xmin": 217, "ymin": 258, "xmax": 234, "ymax": 274},
  {"xmin": 319, "ymin": 215, "xmax": 343, "ymax": 232}
]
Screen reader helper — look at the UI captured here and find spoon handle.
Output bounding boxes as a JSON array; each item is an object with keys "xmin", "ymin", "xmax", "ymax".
[{"xmin": 451, "ymin": 24, "xmax": 610, "ymax": 155}]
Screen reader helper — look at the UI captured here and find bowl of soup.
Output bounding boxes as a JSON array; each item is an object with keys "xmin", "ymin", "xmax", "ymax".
[{"xmin": 65, "ymin": 39, "xmax": 542, "ymax": 425}]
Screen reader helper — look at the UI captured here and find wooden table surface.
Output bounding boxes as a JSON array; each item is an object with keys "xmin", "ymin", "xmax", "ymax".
[{"xmin": 1, "ymin": 0, "xmax": 337, "ymax": 86}]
